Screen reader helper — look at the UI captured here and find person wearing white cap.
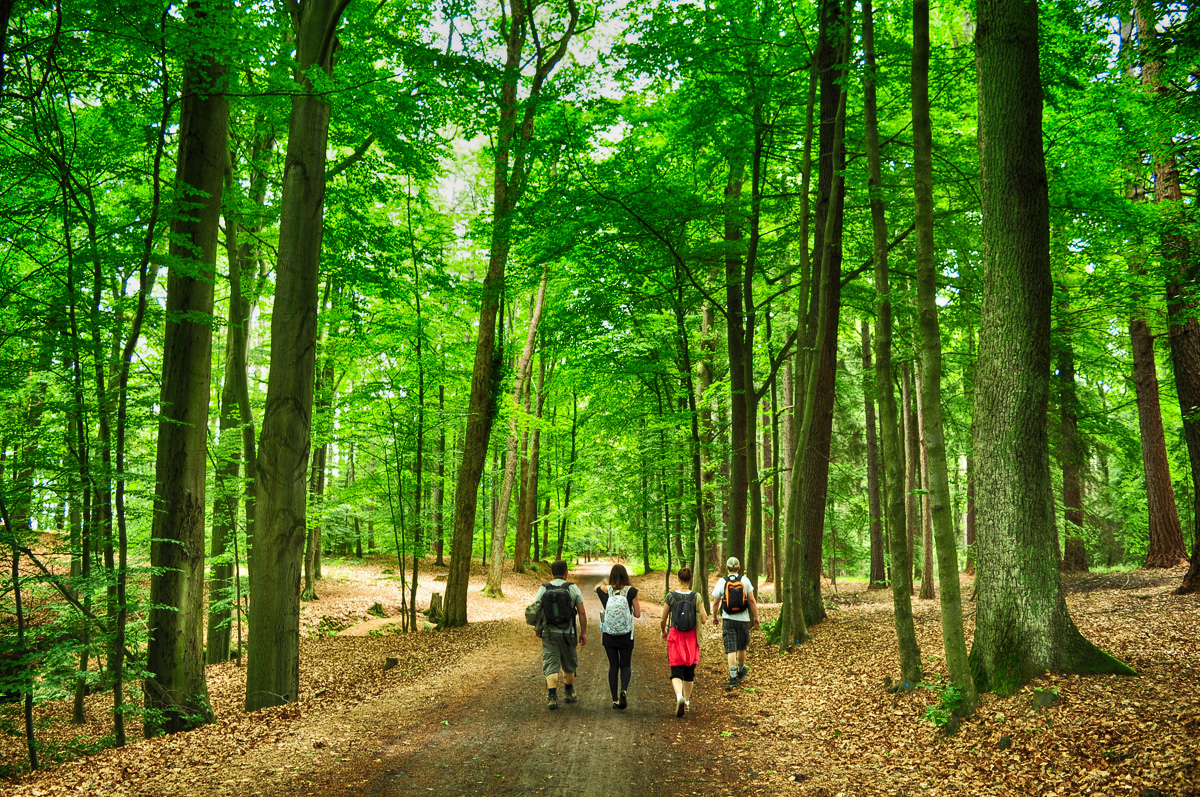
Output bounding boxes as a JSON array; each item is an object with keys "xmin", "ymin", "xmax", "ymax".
[{"xmin": 711, "ymin": 556, "xmax": 759, "ymax": 688}]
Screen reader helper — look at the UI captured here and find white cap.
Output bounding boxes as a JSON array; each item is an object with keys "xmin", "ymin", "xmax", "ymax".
[{"xmin": 726, "ymin": 557, "xmax": 740, "ymax": 570}]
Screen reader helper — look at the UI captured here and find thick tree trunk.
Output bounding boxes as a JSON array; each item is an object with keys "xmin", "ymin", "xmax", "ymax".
[
  {"xmin": 863, "ymin": 0, "xmax": 921, "ymax": 686},
  {"xmin": 970, "ymin": 0, "xmax": 1134, "ymax": 695},
  {"xmin": 912, "ymin": 0, "xmax": 977, "ymax": 710},
  {"xmin": 146, "ymin": 13, "xmax": 227, "ymax": 733},
  {"xmin": 246, "ymin": 0, "xmax": 346, "ymax": 712}
]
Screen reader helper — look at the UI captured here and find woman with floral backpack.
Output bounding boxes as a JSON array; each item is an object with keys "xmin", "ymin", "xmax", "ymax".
[
  {"xmin": 660, "ymin": 567, "xmax": 708, "ymax": 717},
  {"xmin": 596, "ymin": 564, "xmax": 642, "ymax": 709}
]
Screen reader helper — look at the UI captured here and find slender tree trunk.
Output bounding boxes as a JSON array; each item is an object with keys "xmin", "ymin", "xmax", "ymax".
[
  {"xmin": 434, "ymin": 386, "xmax": 446, "ymax": 566},
  {"xmin": 1057, "ymin": 287, "xmax": 1088, "ymax": 573},
  {"xmin": 1134, "ymin": 6, "xmax": 1200, "ymax": 590},
  {"xmin": 247, "ymin": 0, "xmax": 347, "ymax": 711},
  {"xmin": 443, "ymin": 0, "xmax": 578, "ymax": 625},
  {"xmin": 863, "ymin": 0, "xmax": 921, "ymax": 686},
  {"xmin": 725, "ymin": 162, "xmax": 750, "ymax": 568},
  {"xmin": 517, "ymin": 358, "xmax": 547, "ymax": 571},
  {"xmin": 1130, "ymin": 317, "xmax": 1188, "ymax": 567},
  {"xmin": 862, "ymin": 322, "xmax": 885, "ymax": 588},
  {"xmin": 484, "ymin": 273, "xmax": 549, "ymax": 597},
  {"xmin": 970, "ymin": 0, "xmax": 1135, "ymax": 694},
  {"xmin": 912, "ymin": 0, "xmax": 977, "ymax": 710},
  {"xmin": 901, "ymin": 361, "xmax": 920, "ymax": 587},
  {"xmin": 916, "ymin": 366, "xmax": 935, "ymax": 600}
]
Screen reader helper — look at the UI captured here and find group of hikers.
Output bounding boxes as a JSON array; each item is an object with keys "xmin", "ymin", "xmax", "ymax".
[{"xmin": 529, "ymin": 556, "xmax": 761, "ymax": 716}]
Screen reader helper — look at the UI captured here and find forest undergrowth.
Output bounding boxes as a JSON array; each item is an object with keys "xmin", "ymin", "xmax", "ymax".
[{"xmin": 2, "ymin": 559, "xmax": 1197, "ymax": 796}]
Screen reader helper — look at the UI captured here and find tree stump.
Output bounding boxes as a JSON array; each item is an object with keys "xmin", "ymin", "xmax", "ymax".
[{"xmin": 428, "ymin": 592, "xmax": 443, "ymax": 622}]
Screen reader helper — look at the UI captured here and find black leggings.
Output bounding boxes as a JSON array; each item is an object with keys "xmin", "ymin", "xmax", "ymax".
[{"xmin": 604, "ymin": 645, "xmax": 632, "ymax": 700}]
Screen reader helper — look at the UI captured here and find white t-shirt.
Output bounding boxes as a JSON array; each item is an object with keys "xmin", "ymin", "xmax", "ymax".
[{"xmin": 711, "ymin": 574, "xmax": 754, "ymax": 621}]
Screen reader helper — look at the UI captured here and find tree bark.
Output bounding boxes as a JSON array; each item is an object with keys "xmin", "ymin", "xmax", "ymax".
[
  {"xmin": 484, "ymin": 272, "xmax": 549, "ymax": 596},
  {"xmin": 146, "ymin": 5, "xmax": 227, "ymax": 733},
  {"xmin": 1130, "ymin": 317, "xmax": 1187, "ymax": 567},
  {"xmin": 246, "ymin": 0, "xmax": 347, "ymax": 712},
  {"xmin": 1056, "ymin": 286, "xmax": 1088, "ymax": 573},
  {"xmin": 443, "ymin": 0, "xmax": 577, "ymax": 626},
  {"xmin": 913, "ymin": 0, "xmax": 977, "ymax": 710},
  {"xmin": 515, "ymin": 356, "xmax": 547, "ymax": 571},
  {"xmin": 796, "ymin": 0, "xmax": 848, "ymax": 629},
  {"xmin": 861, "ymin": 322, "xmax": 885, "ymax": 588},
  {"xmin": 863, "ymin": 0, "xmax": 921, "ymax": 686},
  {"xmin": 901, "ymin": 361, "xmax": 919, "ymax": 589},
  {"xmin": 970, "ymin": 0, "xmax": 1135, "ymax": 695},
  {"xmin": 915, "ymin": 365, "xmax": 934, "ymax": 601}
]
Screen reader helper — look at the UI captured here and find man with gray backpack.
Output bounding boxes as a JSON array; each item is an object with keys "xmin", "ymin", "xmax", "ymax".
[
  {"xmin": 530, "ymin": 560, "xmax": 587, "ymax": 709},
  {"xmin": 711, "ymin": 557, "xmax": 759, "ymax": 689}
]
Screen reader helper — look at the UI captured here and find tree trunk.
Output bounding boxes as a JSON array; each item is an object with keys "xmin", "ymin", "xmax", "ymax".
[
  {"xmin": 484, "ymin": 272, "xmax": 549, "ymax": 597},
  {"xmin": 915, "ymin": 365, "xmax": 935, "ymax": 600},
  {"xmin": 912, "ymin": 0, "xmax": 977, "ymax": 710},
  {"xmin": 796, "ymin": 0, "xmax": 848, "ymax": 629},
  {"xmin": 901, "ymin": 361, "xmax": 919, "ymax": 588},
  {"xmin": 861, "ymin": 321, "xmax": 885, "ymax": 588},
  {"xmin": 145, "ymin": 4, "xmax": 227, "ymax": 733},
  {"xmin": 434, "ymin": 386, "xmax": 446, "ymax": 566},
  {"xmin": 1056, "ymin": 287, "xmax": 1088, "ymax": 573},
  {"xmin": 517, "ymin": 358, "xmax": 548, "ymax": 571},
  {"xmin": 443, "ymin": 0, "xmax": 577, "ymax": 625},
  {"xmin": 724, "ymin": 161, "xmax": 750, "ymax": 568},
  {"xmin": 863, "ymin": 0, "xmax": 921, "ymax": 686},
  {"xmin": 1130, "ymin": 317, "xmax": 1188, "ymax": 567},
  {"xmin": 246, "ymin": 0, "xmax": 347, "ymax": 712},
  {"xmin": 1134, "ymin": 7, "xmax": 1200, "ymax": 590},
  {"xmin": 970, "ymin": 0, "xmax": 1134, "ymax": 695}
]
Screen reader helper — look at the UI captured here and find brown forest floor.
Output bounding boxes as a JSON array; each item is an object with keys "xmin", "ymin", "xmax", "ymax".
[{"xmin": 1, "ymin": 558, "xmax": 1198, "ymax": 796}]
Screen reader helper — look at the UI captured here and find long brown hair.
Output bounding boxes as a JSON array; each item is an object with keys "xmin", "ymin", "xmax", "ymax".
[
  {"xmin": 608, "ymin": 564, "xmax": 631, "ymax": 590},
  {"xmin": 676, "ymin": 567, "xmax": 693, "ymax": 585}
]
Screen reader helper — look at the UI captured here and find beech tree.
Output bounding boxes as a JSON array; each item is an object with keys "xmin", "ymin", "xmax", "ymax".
[{"xmin": 969, "ymin": 0, "xmax": 1135, "ymax": 694}]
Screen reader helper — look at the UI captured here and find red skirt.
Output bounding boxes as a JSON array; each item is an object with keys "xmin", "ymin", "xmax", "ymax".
[{"xmin": 667, "ymin": 627, "xmax": 699, "ymax": 667}]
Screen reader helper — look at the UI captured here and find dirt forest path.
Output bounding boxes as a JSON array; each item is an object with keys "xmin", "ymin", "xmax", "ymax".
[{"xmin": 314, "ymin": 561, "xmax": 708, "ymax": 797}]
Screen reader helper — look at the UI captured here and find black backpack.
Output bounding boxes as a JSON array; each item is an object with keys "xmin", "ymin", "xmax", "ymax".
[
  {"xmin": 542, "ymin": 582, "xmax": 577, "ymax": 629},
  {"xmin": 671, "ymin": 591, "xmax": 697, "ymax": 632},
  {"xmin": 723, "ymin": 575, "xmax": 747, "ymax": 614}
]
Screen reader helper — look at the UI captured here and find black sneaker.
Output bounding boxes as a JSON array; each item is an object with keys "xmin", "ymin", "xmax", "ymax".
[
  {"xmin": 737, "ymin": 664, "xmax": 749, "ymax": 680},
  {"xmin": 726, "ymin": 676, "xmax": 739, "ymax": 689},
  {"xmin": 548, "ymin": 695, "xmax": 559, "ymax": 710},
  {"xmin": 564, "ymin": 687, "xmax": 577, "ymax": 704},
  {"xmin": 675, "ymin": 695, "xmax": 686, "ymax": 717},
  {"xmin": 617, "ymin": 690, "xmax": 628, "ymax": 709}
]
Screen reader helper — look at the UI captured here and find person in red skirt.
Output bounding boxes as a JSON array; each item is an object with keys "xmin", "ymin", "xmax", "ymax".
[{"xmin": 660, "ymin": 567, "xmax": 708, "ymax": 717}]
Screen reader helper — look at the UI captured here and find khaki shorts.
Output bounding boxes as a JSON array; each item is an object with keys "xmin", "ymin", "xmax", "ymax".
[{"xmin": 541, "ymin": 630, "xmax": 578, "ymax": 677}]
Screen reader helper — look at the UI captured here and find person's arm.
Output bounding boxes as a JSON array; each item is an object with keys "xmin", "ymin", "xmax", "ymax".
[
  {"xmin": 632, "ymin": 595, "xmax": 642, "ymax": 619},
  {"xmin": 711, "ymin": 580, "xmax": 723, "ymax": 625},
  {"xmin": 576, "ymin": 601, "xmax": 588, "ymax": 646},
  {"xmin": 696, "ymin": 592, "xmax": 708, "ymax": 625},
  {"xmin": 660, "ymin": 596, "xmax": 670, "ymax": 638},
  {"xmin": 748, "ymin": 589, "xmax": 759, "ymax": 628},
  {"xmin": 534, "ymin": 586, "xmax": 545, "ymax": 638}
]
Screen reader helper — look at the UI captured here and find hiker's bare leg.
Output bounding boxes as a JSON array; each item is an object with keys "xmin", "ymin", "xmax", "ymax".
[
  {"xmin": 683, "ymin": 680, "xmax": 694, "ymax": 701},
  {"xmin": 562, "ymin": 671, "xmax": 574, "ymax": 687},
  {"xmin": 671, "ymin": 677, "xmax": 684, "ymax": 699},
  {"xmin": 726, "ymin": 651, "xmax": 739, "ymax": 669},
  {"xmin": 737, "ymin": 650, "xmax": 747, "ymax": 666},
  {"xmin": 546, "ymin": 673, "xmax": 557, "ymax": 689}
]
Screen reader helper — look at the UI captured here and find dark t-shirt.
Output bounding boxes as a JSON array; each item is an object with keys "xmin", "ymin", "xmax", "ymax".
[{"xmin": 596, "ymin": 585, "xmax": 639, "ymax": 649}]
